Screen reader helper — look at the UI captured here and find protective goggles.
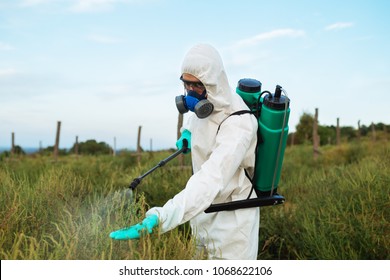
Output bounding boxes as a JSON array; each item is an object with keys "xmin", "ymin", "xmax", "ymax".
[{"xmin": 180, "ymin": 75, "xmax": 205, "ymax": 90}]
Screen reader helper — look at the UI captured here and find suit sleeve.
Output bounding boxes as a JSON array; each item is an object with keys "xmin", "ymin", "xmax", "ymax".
[{"xmin": 147, "ymin": 113, "xmax": 257, "ymax": 233}]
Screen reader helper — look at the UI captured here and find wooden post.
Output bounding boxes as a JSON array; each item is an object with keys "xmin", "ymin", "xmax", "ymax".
[
  {"xmin": 53, "ymin": 121, "xmax": 61, "ymax": 160},
  {"xmin": 113, "ymin": 137, "xmax": 116, "ymax": 157},
  {"xmin": 137, "ymin": 126, "xmax": 142, "ymax": 164},
  {"xmin": 11, "ymin": 132, "xmax": 15, "ymax": 157},
  {"xmin": 150, "ymin": 138, "xmax": 153, "ymax": 152},
  {"xmin": 357, "ymin": 120, "xmax": 361, "ymax": 141},
  {"xmin": 75, "ymin": 136, "xmax": 79, "ymax": 156},
  {"xmin": 336, "ymin": 118, "xmax": 341, "ymax": 146},
  {"xmin": 371, "ymin": 122, "xmax": 376, "ymax": 142},
  {"xmin": 177, "ymin": 113, "xmax": 184, "ymax": 166},
  {"xmin": 290, "ymin": 132, "xmax": 295, "ymax": 146},
  {"xmin": 313, "ymin": 108, "xmax": 320, "ymax": 160}
]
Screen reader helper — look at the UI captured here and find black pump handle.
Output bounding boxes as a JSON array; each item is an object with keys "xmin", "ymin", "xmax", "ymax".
[{"xmin": 274, "ymin": 85, "xmax": 282, "ymax": 98}]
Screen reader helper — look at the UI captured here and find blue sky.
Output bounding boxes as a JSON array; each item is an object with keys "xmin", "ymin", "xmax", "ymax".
[{"xmin": 1, "ymin": 0, "xmax": 389, "ymax": 150}]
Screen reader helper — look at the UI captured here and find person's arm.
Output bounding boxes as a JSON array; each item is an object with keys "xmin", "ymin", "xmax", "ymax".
[{"xmin": 147, "ymin": 113, "xmax": 257, "ymax": 233}]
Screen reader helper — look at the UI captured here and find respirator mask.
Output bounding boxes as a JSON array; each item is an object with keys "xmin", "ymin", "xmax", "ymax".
[{"xmin": 175, "ymin": 76, "xmax": 214, "ymax": 119}]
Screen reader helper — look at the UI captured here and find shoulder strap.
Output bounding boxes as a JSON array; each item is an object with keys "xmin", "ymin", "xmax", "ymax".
[
  {"xmin": 216, "ymin": 110, "xmax": 263, "ymax": 144},
  {"xmin": 216, "ymin": 110, "xmax": 253, "ymax": 134},
  {"xmin": 216, "ymin": 110, "xmax": 257, "ymax": 199}
]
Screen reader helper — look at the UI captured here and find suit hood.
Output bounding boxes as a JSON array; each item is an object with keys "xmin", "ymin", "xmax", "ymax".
[{"xmin": 181, "ymin": 44, "xmax": 235, "ymax": 116}]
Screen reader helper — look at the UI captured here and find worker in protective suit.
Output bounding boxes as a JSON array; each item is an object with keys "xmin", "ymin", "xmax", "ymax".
[{"xmin": 110, "ymin": 44, "xmax": 260, "ymax": 260}]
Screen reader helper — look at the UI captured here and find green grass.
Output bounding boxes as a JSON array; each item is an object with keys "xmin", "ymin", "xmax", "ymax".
[
  {"xmin": 0, "ymin": 141, "xmax": 389, "ymax": 260},
  {"xmin": 259, "ymin": 140, "xmax": 390, "ymax": 259}
]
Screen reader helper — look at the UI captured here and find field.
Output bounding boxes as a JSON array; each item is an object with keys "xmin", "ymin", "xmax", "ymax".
[{"xmin": 0, "ymin": 139, "xmax": 389, "ymax": 260}]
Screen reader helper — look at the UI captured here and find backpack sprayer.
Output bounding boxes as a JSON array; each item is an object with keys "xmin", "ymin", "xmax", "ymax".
[
  {"xmin": 205, "ymin": 79, "xmax": 290, "ymax": 212},
  {"xmin": 129, "ymin": 78, "xmax": 290, "ymax": 213}
]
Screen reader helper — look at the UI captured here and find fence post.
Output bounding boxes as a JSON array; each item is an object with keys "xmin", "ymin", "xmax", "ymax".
[
  {"xmin": 53, "ymin": 121, "xmax": 61, "ymax": 160},
  {"xmin": 137, "ymin": 126, "xmax": 142, "ymax": 164},
  {"xmin": 336, "ymin": 118, "xmax": 341, "ymax": 146},
  {"xmin": 313, "ymin": 108, "xmax": 320, "ymax": 160},
  {"xmin": 113, "ymin": 137, "xmax": 116, "ymax": 157},
  {"xmin": 11, "ymin": 132, "xmax": 15, "ymax": 157},
  {"xmin": 371, "ymin": 122, "xmax": 376, "ymax": 142},
  {"xmin": 357, "ymin": 120, "xmax": 361, "ymax": 141},
  {"xmin": 290, "ymin": 132, "xmax": 295, "ymax": 146},
  {"xmin": 75, "ymin": 136, "xmax": 79, "ymax": 156}
]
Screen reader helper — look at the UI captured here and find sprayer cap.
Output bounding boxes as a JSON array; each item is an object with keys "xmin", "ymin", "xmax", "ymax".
[
  {"xmin": 237, "ymin": 78, "xmax": 262, "ymax": 93},
  {"xmin": 263, "ymin": 94, "xmax": 290, "ymax": 110}
]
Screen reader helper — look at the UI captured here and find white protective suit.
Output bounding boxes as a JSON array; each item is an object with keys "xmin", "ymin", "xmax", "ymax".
[{"xmin": 147, "ymin": 44, "xmax": 260, "ymax": 259}]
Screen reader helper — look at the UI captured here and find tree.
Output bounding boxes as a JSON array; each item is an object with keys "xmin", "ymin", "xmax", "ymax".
[
  {"xmin": 0, "ymin": 145, "xmax": 25, "ymax": 158},
  {"xmin": 42, "ymin": 146, "xmax": 67, "ymax": 156},
  {"xmin": 318, "ymin": 126, "xmax": 336, "ymax": 145},
  {"xmin": 294, "ymin": 112, "xmax": 314, "ymax": 144},
  {"xmin": 69, "ymin": 139, "xmax": 112, "ymax": 155},
  {"xmin": 341, "ymin": 126, "xmax": 356, "ymax": 141},
  {"xmin": 360, "ymin": 124, "xmax": 369, "ymax": 136},
  {"xmin": 294, "ymin": 113, "xmax": 389, "ymax": 146},
  {"xmin": 13, "ymin": 145, "xmax": 26, "ymax": 155}
]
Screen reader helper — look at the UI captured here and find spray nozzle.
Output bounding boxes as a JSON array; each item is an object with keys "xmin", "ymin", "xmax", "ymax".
[
  {"xmin": 274, "ymin": 85, "xmax": 282, "ymax": 98},
  {"xmin": 262, "ymin": 85, "xmax": 289, "ymax": 110}
]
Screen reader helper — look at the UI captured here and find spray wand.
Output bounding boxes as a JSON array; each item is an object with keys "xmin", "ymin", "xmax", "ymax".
[{"xmin": 129, "ymin": 140, "xmax": 189, "ymax": 190}]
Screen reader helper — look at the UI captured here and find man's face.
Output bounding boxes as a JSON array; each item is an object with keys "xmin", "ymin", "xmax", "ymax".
[{"xmin": 181, "ymin": 73, "xmax": 206, "ymax": 96}]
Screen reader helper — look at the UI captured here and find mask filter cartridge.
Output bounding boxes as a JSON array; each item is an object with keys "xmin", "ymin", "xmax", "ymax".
[{"xmin": 175, "ymin": 90, "xmax": 214, "ymax": 119}]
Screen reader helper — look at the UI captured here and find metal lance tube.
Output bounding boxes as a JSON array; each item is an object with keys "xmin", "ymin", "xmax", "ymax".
[{"xmin": 129, "ymin": 140, "xmax": 188, "ymax": 190}]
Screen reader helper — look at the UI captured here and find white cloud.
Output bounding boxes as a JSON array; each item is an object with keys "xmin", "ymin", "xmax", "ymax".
[
  {"xmin": 69, "ymin": 0, "xmax": 147, "ymax": 13},
  {"xmin": 0, "ymin": 68, "xmax": 17, "ymax": 77},
  {"xmin": 224, "ymin": 28, "xmax": 305, "ymax": 67},
  {"xmin": 234, "ymin": 29, "xmax": 305, "ymax": 48},
  {"xmin": 19, "ymin": 0, "xmax": 115, "ymax": 10},
  {"xmin": 87, "ymin": 34, "xmax": 121, "ymax": 44},
  {"xmin": 0, "ymin": 42, "xmax": 15, "ymax": 51},
  {"xmin": 18, "ymin": 0, "xmax": 156, "ymax": 13},
  {"xmin": 325, "ymin": 22, "xmax": 354, "ymax": 31},
  {"xmin": 70, "ymin": 0, "xmax": 117, "ymax": 13},
  {"xmin": 19, "ymin": 0, "xmax": 55, "ymax": 7}
]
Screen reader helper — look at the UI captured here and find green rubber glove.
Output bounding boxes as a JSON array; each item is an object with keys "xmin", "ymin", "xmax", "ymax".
[
  {"xmin": 109, "ymin": 214, "xmax": 159, "ymax": 240},
  {"xmin": 176, "ymin": 129, "xmax": 191, "ymax": 154}
]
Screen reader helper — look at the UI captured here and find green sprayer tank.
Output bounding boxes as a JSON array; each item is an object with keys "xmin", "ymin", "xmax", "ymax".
[{"xmin": 236, "ymin": 79, "xmax": 290, "ymax": 196}]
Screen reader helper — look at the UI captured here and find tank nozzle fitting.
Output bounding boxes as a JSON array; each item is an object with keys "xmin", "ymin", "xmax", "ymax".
[{"xmin": 275, "ymin": 85, "xmax": 282, "ymax": 98}]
